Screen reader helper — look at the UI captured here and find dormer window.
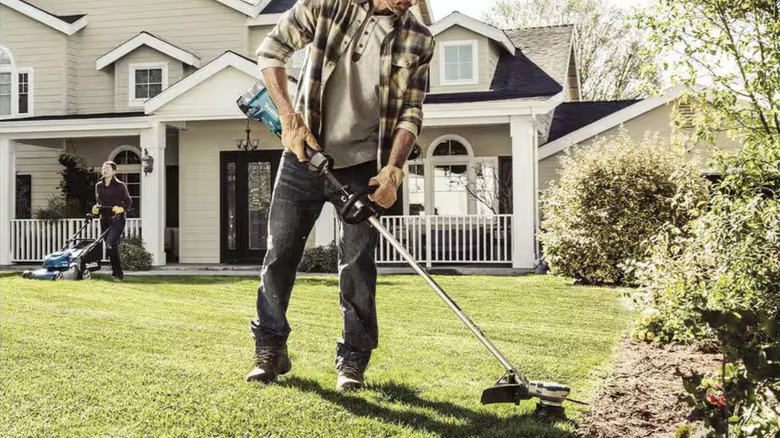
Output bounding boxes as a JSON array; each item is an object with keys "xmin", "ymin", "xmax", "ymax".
[
  {"xmin": 129, "ymin": 62, "xmax": 168, "ymax": 106},
  {"xmin": 440, "ymin": 41, "xmax": 478, "ymax": 86}
]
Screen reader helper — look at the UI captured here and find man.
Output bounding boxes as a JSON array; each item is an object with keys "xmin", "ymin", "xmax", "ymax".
[
  {"xmin": 93, "ymin": 161, "xmax": 132, "ymax": 281},
  {"xmin": 246, "ymin": 0, "xmax": 435, "ymax": 391}
]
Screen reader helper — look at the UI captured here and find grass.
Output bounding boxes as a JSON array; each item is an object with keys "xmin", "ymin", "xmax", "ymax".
[{"xmin": 0, "ymin": 273, "xmax": 630, "ymax": 438}]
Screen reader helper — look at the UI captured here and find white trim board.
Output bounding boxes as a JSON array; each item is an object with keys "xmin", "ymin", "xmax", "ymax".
[
  {"xmin": 96, "ymin": 32, "xmax": 200, "ymax": 70},
  {"xmin": 538, "ymin": 85, "xmax": 686, "ymax": 160},
  {"xmin": 144, "ymin": 51, "xmax": 297, "ymax": 114},
  {"xmin": 212, "ymin": 0, "xmax": 262, "ymax": 16},
  {"xmin": 429, "ymin": 12, "xmax": 515, "ymax": 55},
  {"xmin": 0, "ymin": 0, "xmax": 87, "ymax": 35}
]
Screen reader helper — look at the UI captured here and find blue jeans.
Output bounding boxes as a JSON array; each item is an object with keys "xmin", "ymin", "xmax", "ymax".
[{"xmin": 251, "ymin": 150, "xmax": 379, "ymax": 368}]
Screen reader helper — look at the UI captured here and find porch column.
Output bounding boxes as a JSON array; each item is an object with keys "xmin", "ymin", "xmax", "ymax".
[
  {"xmin": 0, "ymin": 138, "xmax": 16, "ymax": 265},
  {"xmin": 510, "ymin": 116, "xmax": 537, "ymax": 270},
  {"xmin": 140, "ymin": 123, "xmax": 166, "ymax": 266}
]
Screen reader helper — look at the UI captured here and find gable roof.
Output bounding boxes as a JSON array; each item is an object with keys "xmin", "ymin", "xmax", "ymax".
[
  {"xmin": 546, "ymin": 100, "xmax": 641, "ymax": 143},
  {"xmin": 539, "ymin": 86, "xmax": 686, "ymax": 159},
  {"xmin": 96, "ymin": 32, "xmax": 201, "ymax": 70},
  {"xmin": 505, "ymin": 24, "xmax": 575, "ymax": 88},
  {"xmin": 260, "ymin": 0, "xmax": 296, "ymax": 14},
  {"xmin": 427, "ymin": 24, "xmax": 574, "ymax": 104},
  {"xmin": 429, "ymin": 12, "xmax": 515, "ymax": 54},
  {"xmin": 0, "ymin": 0, "xmax": 87, "ymax": 35}
]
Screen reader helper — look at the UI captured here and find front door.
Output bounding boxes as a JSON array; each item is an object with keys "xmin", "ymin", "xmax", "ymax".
[{"xmin": 220, "ymin": 150, "xmax": 282, "ymax": 264}]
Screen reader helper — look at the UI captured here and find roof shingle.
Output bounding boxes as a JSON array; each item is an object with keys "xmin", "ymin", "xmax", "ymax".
[{"xmin": 545, "ymin": 100, "xmax": 641, "ymax": 144}]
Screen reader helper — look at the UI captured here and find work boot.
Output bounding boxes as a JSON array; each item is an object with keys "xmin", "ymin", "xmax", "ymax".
[
  {"xmin": 335, "ymin": 349, "xmax": 370, "ymax": 392},
  {"xmin": 245, "ymin": 346, "xmax": 291, "ymax": 384},
  {"xmin": 336, "ymin": 361, "xmax": 366, "ymax": 392}
]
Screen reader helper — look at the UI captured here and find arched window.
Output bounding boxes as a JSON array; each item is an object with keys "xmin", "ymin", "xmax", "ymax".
[
  {"xmin": 0, "ymin": 46, "xmax": 32, "ymax": 118},
  {"xmin": 108, "ymin": 146, "xmax": 142, "ymax": 218},
  {"xmin": 428, "ymin": 136, "xmax": 473, "ymax": 216},
  {"xmin": 405, "ymin": 135, "xmax": 498, "ymax": 216}
]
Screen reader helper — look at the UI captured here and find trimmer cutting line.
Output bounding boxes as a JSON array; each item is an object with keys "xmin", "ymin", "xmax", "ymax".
[{"xmin": 237, "ymin": 80, "xmax": 586, "ymax": 417}]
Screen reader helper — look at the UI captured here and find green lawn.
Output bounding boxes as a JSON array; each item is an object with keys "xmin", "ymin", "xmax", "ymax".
[{"xmin": 0, "ymin": 273, "xmax": 629, "ymax": 438}]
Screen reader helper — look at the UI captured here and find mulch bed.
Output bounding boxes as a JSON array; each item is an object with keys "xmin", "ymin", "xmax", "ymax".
[{"xmin": 578, "ymin": 337, "xmax": 722, "ymax": 438}]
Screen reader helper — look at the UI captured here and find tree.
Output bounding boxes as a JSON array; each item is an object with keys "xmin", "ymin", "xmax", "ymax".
[
  {"xmin": 632, "ymin": 3, "xmax": 780, "ymax": 435},
  {"xmin": 482, "ymin": 0, "xmax": 660, "ymax": 101},
  {"xmin": 639, "ymin": 0, "xmax": 780, "ymax": 143}
]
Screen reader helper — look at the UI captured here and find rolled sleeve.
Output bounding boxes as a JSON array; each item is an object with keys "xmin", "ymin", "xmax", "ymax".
[
  {"xmin": 255, "ymin": 0, "xmax": 318, "ymax": 71},
  {"xmin": 396, "ymin": 43, "xmax": 435, "ymax": 139}
]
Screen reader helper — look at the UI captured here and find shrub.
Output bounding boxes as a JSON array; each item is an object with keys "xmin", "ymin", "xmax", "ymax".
[
  {"xmin": 633, "ymin": 141, "xmax": 780, "ymax": 437},
  {"xmin": 58, "ymin": 152, "xmax": 99, "ymax": 216},
  {"xmin": 118, "ymin": 235, "xmax": 153, "ymax": 271},
  {"xmin": 298, "ymin": 241, "xmax": 338, "ymax": 273},
  {"xmin": 537, "ymin": 131, "xmax": 709, "ymax": 285},
  {"xmin": 33, "ymin": 195, "xmax": 82, "ymax": 221}
]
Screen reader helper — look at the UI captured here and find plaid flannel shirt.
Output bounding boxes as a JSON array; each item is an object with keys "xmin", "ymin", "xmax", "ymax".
[{"xmin": 256, "ymin": 0, "xmax": 435, "ymax": 168}]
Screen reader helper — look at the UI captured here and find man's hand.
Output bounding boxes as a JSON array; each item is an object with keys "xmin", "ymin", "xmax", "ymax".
[
  {"xmin": 280, "ymin": 112, "xmax": 321, "ymax": 162},
  {"xmin": 368, "ymin": 165, "xmax": 405, "ymax": 209},
  {"xmin": 112, "ymin": 206, "xmax": 125, "ymax": 215},
  {"xmin": 92, "ymin": 205, "xmax": 100, "ymax": 215}
]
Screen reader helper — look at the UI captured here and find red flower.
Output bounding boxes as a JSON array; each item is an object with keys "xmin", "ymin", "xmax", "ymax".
[{"xmin": 706, "ymin": 392, "xmax": 727, "ymax": 409}]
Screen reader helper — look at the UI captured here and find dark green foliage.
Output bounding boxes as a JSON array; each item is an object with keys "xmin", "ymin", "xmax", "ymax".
[
  {"xmin": 298, "ymin": 242, "xmax": 338, "ymax": 273},
  {"xmin": 118, "ymin": 235, "xmax": 153, "ymax": 272},
  {"xmin": 58, "ymin": 152, "xmax": 100, "ymax": 217}
]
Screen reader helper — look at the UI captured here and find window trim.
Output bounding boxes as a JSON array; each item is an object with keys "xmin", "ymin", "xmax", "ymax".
[
  {"xmin": 439, "ymin": 40, "xmax": 479, "ymax": 86},
  {"xmin": 0, "ymin": 46, "xmax": 34, "ymax": 119},
  {"xmin": 17, "ymin": 67, "xmax": 33, "ymax": 116},
  {"xmin": 128, "ymin": 62, "xmax": 168, "ymax": 107}
]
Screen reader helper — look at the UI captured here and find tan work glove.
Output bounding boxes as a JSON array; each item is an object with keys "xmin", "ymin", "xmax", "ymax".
[
  {"xmin": 280, "ymin": 112, "xmax": 321, "ymax": 162},
  {"xmin": 368, "ymin": 165, "xmax": 405, "ymax": 209},
  {"xmin": 112, "ymin": 206, "xmax": 125, "ymax": 215}
]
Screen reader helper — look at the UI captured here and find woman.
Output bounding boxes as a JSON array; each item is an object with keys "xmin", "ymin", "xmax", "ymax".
[{"xmin": 92, "ymin": 160, "xmax": 132, "ymax": 281}]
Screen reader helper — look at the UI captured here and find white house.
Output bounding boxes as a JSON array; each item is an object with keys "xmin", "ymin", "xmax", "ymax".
[{"xmin": 0, "ymin": 0, "xmax": 739, "ymax": 271}]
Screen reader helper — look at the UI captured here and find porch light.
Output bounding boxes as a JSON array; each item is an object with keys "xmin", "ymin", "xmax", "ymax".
[
  {"xmin": 141, "ymin": 148, "xmax": 154, "ymax": 175},
  {"xmin": 237, "ymin": 118, "xmax": 259, "ymax": 151}
]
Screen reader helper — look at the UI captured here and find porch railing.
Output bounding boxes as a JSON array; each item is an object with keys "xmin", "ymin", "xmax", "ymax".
[
  {"xmin": 11, "ymin": 218, "xmax": 142, "ymax": 263},
  {"xmin": 336, "ymin": 215, "xmax": 513, "ymax": 266}
]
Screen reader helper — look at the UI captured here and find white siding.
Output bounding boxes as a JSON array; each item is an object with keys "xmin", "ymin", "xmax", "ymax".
[
  {"xmin": 15, "ymin": 143, "xmax": 64, "ymax": 213},
  {"xmin": 0, "ymin": 6, "xmax": 68, "ymax": 115},
  {"xmin": 33, "ymin": 0, "xmax": 249, "ymax": 113},
  {"xmin": 417, "ymin": 124, "xmax": 511, "ymax": 158},
  {"xmin": 178, "ymin": 119, "xmax": 283, "ymax": 263}
]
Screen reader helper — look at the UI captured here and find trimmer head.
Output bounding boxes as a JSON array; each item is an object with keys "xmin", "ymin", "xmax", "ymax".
[{"xmin": 481, "ymin": 371, "xmax": 584, "ymax": 418}]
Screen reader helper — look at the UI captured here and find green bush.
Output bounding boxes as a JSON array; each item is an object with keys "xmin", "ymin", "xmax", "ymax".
[
  {"xmin": 298, "ymin": 241, "xmax": 338, "ymax": 273},
  {"xmin": 632, "ymin": 141, "xmax": 780, "ymax": 436},
  {"xmin": 537, "ymin": 131, "xmax": 709, "ymax": 285},
  {"xmin": 33, "ymin": 195, "xmax": 85, "ymax": 222},
  {"xmin": 118, "ymin": 235, "xmax": 153, "ymax": 272}
]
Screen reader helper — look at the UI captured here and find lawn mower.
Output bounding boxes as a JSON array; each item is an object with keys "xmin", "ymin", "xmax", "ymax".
[
  {"xmin": 237, "ymin": 80, "xmax": 586, "ymax": 417},
  {"xmin": 21, "ymin": 206, "xmax": 118, "ymax": 281}
]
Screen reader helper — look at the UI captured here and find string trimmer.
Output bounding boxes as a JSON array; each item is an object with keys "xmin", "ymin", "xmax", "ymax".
[{"xmin": 237, "ymin": 79, "xmax": 586, "ymax": 417}]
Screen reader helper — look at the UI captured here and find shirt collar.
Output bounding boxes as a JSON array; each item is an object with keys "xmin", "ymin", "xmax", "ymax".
[{"xmin": 354, "ymin": 0, "xmax": 410, "ymax": 26}]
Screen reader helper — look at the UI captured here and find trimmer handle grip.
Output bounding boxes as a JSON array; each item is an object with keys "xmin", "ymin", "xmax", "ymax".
[{"xmin": 304, "ymin": 146, "xmax": 333, "ymax": 176}]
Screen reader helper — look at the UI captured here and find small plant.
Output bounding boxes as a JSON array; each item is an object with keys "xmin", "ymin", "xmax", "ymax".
[
  {"xmin": 118, "ymin": 235, "xmax": 153, "ymax": 272},
  {"xmin": 674, "ymin": 424, "xmax": 694, "ymax": 438},
  {"xmin": 298, "ymin": 241, "xmax": 338, "ymax": 273}
]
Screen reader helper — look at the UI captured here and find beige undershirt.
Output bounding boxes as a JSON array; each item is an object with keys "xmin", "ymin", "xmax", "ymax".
[{"xmin": 319, "ymin": 9, "xmax": 395, "ymax": 169}]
